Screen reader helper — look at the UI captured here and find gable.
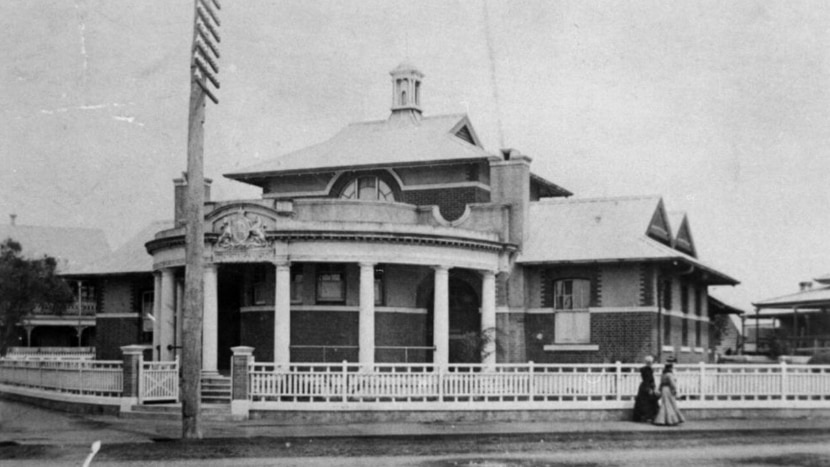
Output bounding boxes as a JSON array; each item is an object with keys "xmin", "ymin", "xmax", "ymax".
[
  {"xmin": 454, "ymin": 125, "xmax": 475, "ymax": 145},
  {"xmin": 674, "ymin": 216, "xmax": 697, "ymax": 257},
  {"xmin": 646, "ymin": 201, "xmax": 672, "ymax": 244}
]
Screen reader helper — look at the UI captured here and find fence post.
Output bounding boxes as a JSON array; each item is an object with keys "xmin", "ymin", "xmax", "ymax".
[
  {"xmin": 615, "ymin": 361, "xmax": 622, "ymax": 401},
  {"xmin": 699, "ymin": 361, "xmax": 706, "ymax": 401},
  {"xmin": 341, "ymin": 360, "xmax": 348, "ymax": 403},
  {"xmin": 528, "ymin": 361, "xmax": 535, "ymax": 401},
  {"xmin": 120, "ymin": 345, "xmax": 144, "ymax": 413},
  {"xmin": 230, "ymin": 346, "xmax": 254, "ymax": 418},
  {"xmin": 780, "ymin": 360, "xmax": 788, "ymax": 401}
]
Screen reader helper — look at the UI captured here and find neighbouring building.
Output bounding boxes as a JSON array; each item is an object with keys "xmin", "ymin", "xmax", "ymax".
[
  {"xmin": 137, "ymin": 62, "xmax": 738, "ymax": 373},
  {"xmin": 63, "ymin": 221, "xmax": 172, "ymax": 360},
  {"xmin": 0, "ymin": 216, "xmax": 109, "ymax": 350},
  {"xmin": 750, "ymin": 276, "xmax": 830, "ymax": 356}
]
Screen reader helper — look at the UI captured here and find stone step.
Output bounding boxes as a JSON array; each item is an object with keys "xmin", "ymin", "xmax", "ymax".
[{"xmin": 200, "ymin": 375, "xmax": 231, "ymax": 404}]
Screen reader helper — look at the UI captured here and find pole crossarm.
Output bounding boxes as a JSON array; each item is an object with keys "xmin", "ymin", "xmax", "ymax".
[{"xmin": 191, "ymin": 0, "xmax": 221, "ymax": 104}]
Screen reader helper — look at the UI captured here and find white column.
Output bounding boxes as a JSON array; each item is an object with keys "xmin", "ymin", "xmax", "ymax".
[
  {"xmin": 202, "ymin": 264, "xmax": 218, "ymax": 374},
  {"xmin": 152, "ymin": 272, "xmax": 161, "ymax": 360},
  {"xmin": 481, "ymin": 270, "xmax": 497, "ymax": 367},
  {"xmin": 359, "ymin": 262, "xmax": 376, "ymax": 369},
  {"xmin": 433, "ymin": 266, "xmax": 450, "ymax": 368},
  {"xmin": 159, "ymin": 268, "xmax": 176, "ymax": 361},
  {"xmin": 175, "ymin": 279, "xmax": 184, "ymax": 356},
  {"xmin": 274, "ymin": 262, "xmax": 291, "ymax": 366}
]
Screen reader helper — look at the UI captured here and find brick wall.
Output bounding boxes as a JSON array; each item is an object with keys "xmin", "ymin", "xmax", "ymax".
[
  {"xmin": 376, "ymin": 312, "xmax": 429, "ymax": 363},
  {"xmin": 639, "ymin": 264, "xmax": 655, "ymax": 306},
  {"xmin": 524, "ymin": 313, "xmax": 556, "ymax": 362},
  {"xmin": 497, "ymin": 313, "xmax": 525, "ymax": 362},
  {"xmin": 96, "ymin": 318, "xmax": 140, "ymax": 360},
  {"xmin": 240, "ymin": 310, "xmax": 273, "ymax": 362},
  {"xmin": 591, "ymin": 312, "xmax": 653, "ymax": 362},
  {"xmin": 399, "ymin": 186, "xmax": 489, "ymax": 221},
  {"xmin": 524, "ymin": 312, "xmax": 654, "ymax": 364}
]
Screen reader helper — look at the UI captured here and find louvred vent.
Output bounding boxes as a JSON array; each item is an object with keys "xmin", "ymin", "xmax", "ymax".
[{"xmin": 455, "ymin": 125, "xmax": 475, "ymax": 145}]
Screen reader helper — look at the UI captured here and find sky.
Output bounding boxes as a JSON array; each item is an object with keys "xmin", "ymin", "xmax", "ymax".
[{"xmin": 1, "ymin": 0, "xmax": 829, "ymax": 312}]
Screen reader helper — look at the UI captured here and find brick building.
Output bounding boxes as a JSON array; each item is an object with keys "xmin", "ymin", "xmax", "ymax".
[{"xmin": 134, "ymin": 62, "xmax": 737, "ymax": 372}]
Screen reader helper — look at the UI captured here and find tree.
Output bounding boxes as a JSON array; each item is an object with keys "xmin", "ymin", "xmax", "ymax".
[{"xmin": 0, "ymin": 238, "xmax": 74, "ymax": 355}]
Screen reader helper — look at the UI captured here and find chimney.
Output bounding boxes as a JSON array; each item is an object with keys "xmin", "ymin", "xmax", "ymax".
[
  {"xmin": 174, "ymin": 174, "xmax": 213, "ymax": 227},
  {"xmin": 490, "ymin": 149, "xmax": 532, "ymax": 246},
  {"xmin": 799, "ymin": 281, "xmax": 813, "ymax": 292},
  {"xmin": 9, "ymin": 214, "xmax": 16, "ymax": 226}
]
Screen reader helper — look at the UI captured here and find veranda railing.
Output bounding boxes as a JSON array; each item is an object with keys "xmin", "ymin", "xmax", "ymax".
[
  {"xmin": 0, "ymin": 358, "xmax": 122, "ymax": 397},
  {"xmin": 247, "ymin": 361, "xmax": 830, "ymax": 408},
  {"xmin": 5, "ymin": 347, "xmax": 95, "ymax": 360}
]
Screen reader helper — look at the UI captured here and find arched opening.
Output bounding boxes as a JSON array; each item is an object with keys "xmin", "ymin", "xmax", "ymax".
[
  {"xmin": 417, "ymin": 270, "xmax": 482, "ymax": 364},
  {"xmin": 335, "ymin": 172, "xmax": 398, "ymax": 202}
]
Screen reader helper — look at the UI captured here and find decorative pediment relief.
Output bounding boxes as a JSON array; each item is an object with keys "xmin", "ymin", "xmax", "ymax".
[{"xmin": 211, "ymin": 207, "xmax": 276, "ymax": 249}]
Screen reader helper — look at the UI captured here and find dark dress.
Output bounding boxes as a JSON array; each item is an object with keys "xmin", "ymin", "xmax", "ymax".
[
  {"xmin": 632, "ymin": 365, "xmax": 658, "ymax": 422},
  {"xmin": 653, "ymin": 371, "xmax": 686, "ymax": 426}
]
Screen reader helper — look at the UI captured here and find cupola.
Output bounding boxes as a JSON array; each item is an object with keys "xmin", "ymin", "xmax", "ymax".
[{"xmin": 389, "ymin": 61, "xmax": 424, "ymax": 123}]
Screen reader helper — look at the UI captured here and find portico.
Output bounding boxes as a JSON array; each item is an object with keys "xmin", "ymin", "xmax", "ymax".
[{"xmin": 147, "ymin": 199, "xmax": 509, "ymax": 372}]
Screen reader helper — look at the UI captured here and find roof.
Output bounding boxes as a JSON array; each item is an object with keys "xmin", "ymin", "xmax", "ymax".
[
  {"xmin": 708, "ymin": 295, "xmax": 745, "ymax": 315},
  {"xmin": 814, "ymin": 273, "xmax": 830, "ymax": 285},
  {"xmin": 667, "ymin": 211, "xmax": 696, "ymax": 257},
  {"xmin": 225, "ymin": 114, "xmax": 493, "ymax": 182},
  {"xmin": 753, "ymin": 284, "xmax": 830, "ymax": 309},
  {"xmin": 0, "ymin": 224, "xmax": 110, "ymax": 274},
  {"xmin": 518, "ymin": 195, "xmax": 738, "ymax": 285},
  {"xmin": 67, "ymin": 221, "xmax": 172, "ymax": 276}
]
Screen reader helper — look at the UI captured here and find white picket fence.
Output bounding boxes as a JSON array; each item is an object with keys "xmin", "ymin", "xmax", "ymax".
[
  {"xmin": 247, "ymin": 361, "xmax": 830, "ymax": 410},
  {"xmin": 0, "ymin": 358, "xmax": 122, "ymax": 397},
  {"xmin": 139, "ymin": 358, "xmax": 179, "ymax": 403},
  {"xmin": 5, "ymin": 347, "xmax": 95, "ymax": 360}
]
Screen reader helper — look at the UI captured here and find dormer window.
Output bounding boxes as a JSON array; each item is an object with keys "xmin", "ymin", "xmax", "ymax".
[{"xmin": 339, "ymin": 176, "xmax": 395, "ymax": 202}]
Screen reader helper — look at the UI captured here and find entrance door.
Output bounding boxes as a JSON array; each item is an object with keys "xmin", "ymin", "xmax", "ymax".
[
  {"xmin": 217, "ymin": 266, "xmax": 243, "ymax": 373},
  {"xmin": 448, "ymin": 278, "xmax": 481, "ymax": 363}
]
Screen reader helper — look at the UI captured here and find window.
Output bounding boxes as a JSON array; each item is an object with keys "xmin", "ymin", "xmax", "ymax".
[
  {"xmin": 695, "ymin": 321, "xmax": 702, "ymax": 347},
  {"xmin": 552, "ymin": 279, "xmax": 590, "ymax": 310},
  {"xmin": 251, "ymin": 266, "xmax": 267, "ymax": 305},
  {"xmin": 663, "ymin": 314, "xmax": 672, "ymax": 345},
  {"xmin": 553, "ymin": 279, "xmax": 591, "ymax": 344},
  {"xmin": 141, "ymin": 291, "xmax": 154, "ymax": 333},
  {"xmin": 317, "ymin": 265, "xmax": 345, "ymax": 303},
  {"xmin": 695, "ymin": 288, "xmax": 703, "ymax": 316},
  {"xmin": 682, "ymin": 318, "xmax": 689, "ymax": 346},
  {"xmin": 681, "ymin": 285, "xmax": 689, "ymax": 313},
  {"xmin": 374, "ymin": 265, "xmax": 385, "ymax": 306},
  {"xmin": 661, "ymin": 279, "xmax": 672, "ymax": 310},
  {"xmin": 339, "ymin": 176, "xmax": 395, "ymax": 202},
  {"xmin": 290, "ymin": 265, "xmax": 303, "ymax": 304}
]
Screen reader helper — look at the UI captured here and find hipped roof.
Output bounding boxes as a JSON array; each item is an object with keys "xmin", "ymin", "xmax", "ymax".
[
  {"xmin": 226, "ymin": 114, "xmax": 493, "ymax": 183},
  {"xmin": 67, "ymin": 221, "xmax": 172, "ymax": 276},
  {"xmin": 753, "ymin": 284, "xmax": 830, "ymax": 309},
  {"xmin": 0, "ymin": 224, "xmax": 110, "ymax": 274},
  {"xmin": 518, "ymin": 195, "xmax": 738, "ymax": 285}
]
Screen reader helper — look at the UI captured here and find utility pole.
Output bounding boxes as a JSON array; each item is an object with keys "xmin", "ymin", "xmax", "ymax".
[{"xmin": 182, "ymin": 0, "xmax": 221, "ymax": 440}]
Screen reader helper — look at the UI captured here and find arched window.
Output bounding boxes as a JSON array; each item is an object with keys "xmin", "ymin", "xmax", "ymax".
[{"xmin": 339, "ymin": 176, "xmax": 395, "ymax": 202}]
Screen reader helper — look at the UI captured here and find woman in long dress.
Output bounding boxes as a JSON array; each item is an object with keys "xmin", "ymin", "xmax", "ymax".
[
  {"xmin": 653, "ymin": 363, "xmax": 685, "ymax": 426},
  {"xmin": 633, "ymin": 356, "xmax": 658, "ymax": 422}
]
